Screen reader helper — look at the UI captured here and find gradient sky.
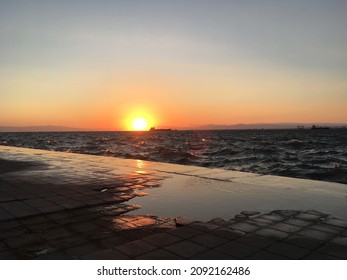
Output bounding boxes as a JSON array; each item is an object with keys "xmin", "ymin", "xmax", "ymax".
[{"xmin": 1, "ymin": 0, "xmax": 347, "ymax": 130}]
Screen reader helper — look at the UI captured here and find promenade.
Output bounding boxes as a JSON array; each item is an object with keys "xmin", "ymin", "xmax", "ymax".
[{"xmin": 0, "ymin": 146, "xmax": 346, "ymax": 259}]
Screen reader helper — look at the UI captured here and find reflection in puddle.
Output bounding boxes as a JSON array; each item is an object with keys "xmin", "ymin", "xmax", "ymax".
[{"xmin": 129, "ymin": 174, "xmax": 347, "ymax": 221}]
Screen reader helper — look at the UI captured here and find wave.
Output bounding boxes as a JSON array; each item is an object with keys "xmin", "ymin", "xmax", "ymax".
[{"xmin": 1, "ymin": 129, "xmax": 347, "ymax": 184}]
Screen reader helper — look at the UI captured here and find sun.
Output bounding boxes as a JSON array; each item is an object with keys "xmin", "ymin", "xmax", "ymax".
[{"xmin": 131, "ymin": 117, "xmax": 149, "ymax": 131}]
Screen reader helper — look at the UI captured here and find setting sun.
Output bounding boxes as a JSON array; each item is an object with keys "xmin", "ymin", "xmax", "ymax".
[{"xmin": 131, "ymin": 117, "xmax": 149, "ymax": 131}]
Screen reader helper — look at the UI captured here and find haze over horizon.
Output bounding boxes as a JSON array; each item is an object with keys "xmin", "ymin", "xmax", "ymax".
[
  {"xmin": 1, "ymin": 0, "xmax": 347, "ymax": 131},
  {"xmin": 1, "ymin": 122, "xmax": 346, "ymax": 132}
]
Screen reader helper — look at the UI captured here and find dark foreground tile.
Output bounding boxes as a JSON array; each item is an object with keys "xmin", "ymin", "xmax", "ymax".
[
  {"xmin": 265, "ymin": 242, "xmax": 310, "ymax": 259},
  {"xmin": 317, "ymin": 242, "xmax": 347, "ymax": 259},
  {"xmin": 164, "ymin": 240, "xmax": 207, "ymax": 259},
  {"xmin": 142, "ymin": 232, "xmax": 182, "ymax": 247},
  {"xmin": 303, "ymin": 252, "xmax": 342, "ymax": 260},
  {"xmin": 189, "ymin": 233, "xmax": 228, "ymax": 248},
  {"xmin": 254, "ymin": 228, "xmax": 289, "ymax": 240},
  {"xmin": 136, "ymin": 249, "xmax": 182, "ymax": 260},
  {"xmin": 193, "ymin": 249, "xmax": 233, "ymax": 260},
  {"xmin": 83, "ymin": 249, "xmax": 130, "ymax": 260},
  {"xmin": 215, "ymin": 241, "xmax": 258, "ymax": 259},
  {"xmin": 235, "ymin": 234, "xmax": 276, "ymax": 249},
  {"xmin": 247, "ymin": 251, "xmax": 288, "ymax": 260},
  {"xmin": 114, "ymin": 240, "xmax": 157, "ymax": 257}
]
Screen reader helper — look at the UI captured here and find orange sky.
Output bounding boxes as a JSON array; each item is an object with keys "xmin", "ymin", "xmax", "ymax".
[{"xmin": 1, "ymin": 1, "xmax": 347, "ymax": 131}]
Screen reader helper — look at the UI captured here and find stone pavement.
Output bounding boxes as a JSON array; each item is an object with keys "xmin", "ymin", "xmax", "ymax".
[{"xmin": 0, "ymin": 146, "xmax": 347, "ymax": 260}]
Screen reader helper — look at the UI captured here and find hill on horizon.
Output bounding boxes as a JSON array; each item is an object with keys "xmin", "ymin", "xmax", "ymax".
[{"xmin": 0, "ymin": 125, "xmax": 85, "ymax": 132}]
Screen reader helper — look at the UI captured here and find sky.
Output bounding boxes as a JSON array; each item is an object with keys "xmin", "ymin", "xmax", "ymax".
[{"xmin": 1, "ymin": 0, "xmax": 347, "ymax": 130}]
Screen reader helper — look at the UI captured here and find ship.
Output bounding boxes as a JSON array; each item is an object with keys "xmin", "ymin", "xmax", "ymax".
[
  {"xmin": 149, "ymin": 127, "xmax": 172, "ymax": 132},
  {"xmin": 311, "ymin": 125, "xmax": 330, "ymax": 130}
]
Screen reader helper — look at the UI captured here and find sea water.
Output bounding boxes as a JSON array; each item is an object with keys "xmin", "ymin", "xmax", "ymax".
[{"xmin": 1, "ymin": 129, "xmax": 346, "ymax": 184}]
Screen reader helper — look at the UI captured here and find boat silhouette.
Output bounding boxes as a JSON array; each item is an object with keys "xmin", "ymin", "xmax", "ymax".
[
  {"xmin": 311, "ymin": 125, "xmax": 330, "ymax": 130},
  {"xmin": 149, "ymin": 127, "xmax": 172, "ymax": 132}
]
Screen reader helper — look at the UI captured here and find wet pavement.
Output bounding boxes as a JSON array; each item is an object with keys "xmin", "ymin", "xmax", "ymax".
[{"xmin": 0, "ymin": 146, "xmax": 347, "ymax": 260}]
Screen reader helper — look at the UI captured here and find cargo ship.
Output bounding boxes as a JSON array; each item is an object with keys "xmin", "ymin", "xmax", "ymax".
[
  {"xmin": 311, "ymin": 125, "xmax": 330, "ymax": 130},
  {"xmin": 149, "ymin": 127, "xmax": 172, "ymax": 132}
]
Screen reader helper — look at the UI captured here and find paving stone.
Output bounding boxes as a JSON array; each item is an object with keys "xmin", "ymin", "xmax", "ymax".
[
  {"xmin": 193, "ymin": 249, "xmax": 233, "ymax": 260},
  {"xmin": 0, "ymin": 211, "xmax": 15, "ymax": 221},
  {"xmin": 35, "ymin": 251, "xmax": 75, "ymax": 260},
  {"xmin": 45, "ymin": 212, "xmax": 71, "ymax": 220},
  {"xmin": 37, "ymin": 205, "xmax": 65, "ymax": 214},
  {"xmin": 234, "ymin": 214, "xmax": 248, "ymax": 221},
  {"xmin": 257, "ymin": 214, "xmax": 285, "ymax": 222},
  {"xmin": 285, "ymin": 235, "xmax": 323, "ymax": 250},
  {"xmin": 235, "ymin": 234, "xmax": 276, "ymax": 249},
  {"xmin": 297, "ymin": 229, "xmax": 335, "ymax": 241},
  {"xmin": 317, "ymin": 242, "xmax": 347, "ymax": 259},
  {"xmin": 208, "ymin": 218, "xmax": 229, "ymax": 226},
  {"xmin": 0, "ymin": 241, "xmax": 8, "ymax": 252},
  {"xmin": 142, "ymin": 232, "xmax": 182, "ymax": 247},
  {"xmin": 241, "ymin": 210, "xmax": 261, "ymax": 216},
  {"xmin": 322, "ymin": 218, "xmax": 347, "ymax": 229},
  {"xmin": 175, "ymin": 216, "xmax": 196, "ymax": 226},
  {"xmin": 229, "ymin": 222, "xmax": 259, "ymax": 233},
  {"xmin": 215, "ymin": 241, "xmax": 258, "ymax": 259},
  {"xmin": 69, "ymin": 213, "xmax": 99, "ymax": 224},
  {"xmin": 25, "ymin": 220, "xmax": 59, "ymax": 231},
  {"xmin": 83, "ymin": 249, "xmax": 130, "ymax": 260},
  {"xmin": 266, "ymin": 242, "xmax": 310, "ymax": 259},
  {"xmin": 296, "ymin": 213, "xmax": 323, "ymax": 221},
  {"xmin": 24, "ymin": 198, "xmax": 55, "ymax": 208},
  {"xmin": 68, "ymin": 222, "xmax": 99, "ymax": 233},
  {"xmin": 4, "ymin": 233, "xmax": 45, "ymax": 249},
  {"xmin": 170, "ymin": 226, "xmax": 202, "ymax": 239},
  {"xmin": 0, "ymin": 220, "xmax": 21, "ymax": 231},
  {"xmin": 0, "ymin": 250, "xmax": 18, "ymax": 260},
  {"xmin": 50, "ymin": 235, "xmax": 89, "ymax": 249},
  {"xmin": 41, "ymin": 227, "xmax": 74, "ymax": 240},
  {"xmin": 115, "ymin": 240, "xmax": 157, "ymax": 257},
  {"xmin": 247, "ymin": 251, "xmax": 287, "ymax": 260},
  {"xmin": 136, "ymin": 249, "xmax": 182, "ymax": 260},
  {"xmin": 189, "ymin": 233, "xmax": 228, "ymax": 248},
  {"xmin": 251, "ymin": 217, "xmax": 276, "ymax": 225},
  {"xmin": 310, "ymin": 224, "xmax": 343, "ymax": 234},
  {"xmin": 329, "ymin": 237, "xmax": 347, "ymax": 247},
  {"xmin": 99, "ymin": 236, "xmax": 128, "ymax": 248},
  {"xmin": 283, "ymin": 218, "xmax": 312, "ymax": 227},
  {"xmin": 245, "ymin": 219, "xmax": 271, "ymax": 227},
  {"xmin": 16, "ymin": 243, "xmax": 57, "ymax": 259},
  {"xmin": 85, "ymin": 229, "xmax": 117, "ymax": 240},
  {"xmin": 211, "ymin": 228, "xmax": 245, "ymax": 240},
  {"xmin": 270, "ymin": 222, "xmax": 302, "ymax": 233},
  {"xmin": 20, "ymin": 215, "xmax": 51, "ymax": 226},
  {"xmin": 0, "ymin": 226, "xmax": 28, "ymax": 239},
  {"xmin": 254, "ymin": 228, "xmax": 290, "ymax": 240},
  {"xmin": 5, "ymin": 207, "xmax": 40, "ymax": 218},
  {"xmin": 188, "ymin": 222, "xmax": 220, "ymax": 232},
  {"xmin": 65, "ymin": 243, "xmax": 102, "ymax": 258},
  {"xmin": 303, "ymin": 252, "xmax": 342, "ymax": 260},
  {"xmin": 151, "ymin": 221, "xmax": 176, "ymax": 231},
  {"xmin": 305, "ymin": 210, "xmax": 330, "ymax": 218},
  {"xmin": 164, "ymin": 240, "xmax": 207, "ymax": 258},
  {"xmin": 271, "ymin": 210, "xmax": 301, "ymax": 217},
  {"xmin": 131, "ymin": 217, "xmax": 158, "ymax": 227}
]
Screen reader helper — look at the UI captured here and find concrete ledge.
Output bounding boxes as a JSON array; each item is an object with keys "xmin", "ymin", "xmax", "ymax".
[{"xmin": 0, "ymin": 145, "xmax": 346, "ymax": 260}]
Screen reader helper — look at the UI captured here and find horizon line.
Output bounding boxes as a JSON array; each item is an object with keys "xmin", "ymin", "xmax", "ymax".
[{"xmin": 1, "ymin": 122, "xmax": 347, "ymax": 132}]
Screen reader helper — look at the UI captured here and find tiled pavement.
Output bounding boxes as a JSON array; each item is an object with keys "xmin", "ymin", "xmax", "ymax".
[{"xmin": 0, "ymin": 146, "xmax": 347, "ymax": 260}]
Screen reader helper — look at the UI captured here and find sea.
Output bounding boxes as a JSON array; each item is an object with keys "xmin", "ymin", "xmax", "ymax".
[{"xmin": 1, "ymin": 129, "xmax": 347, "ymax": 184}]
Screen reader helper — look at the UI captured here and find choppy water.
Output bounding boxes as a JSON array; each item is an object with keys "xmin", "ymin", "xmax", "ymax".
[{"xmin": 1, "ymin": 129, "xmax": 347, "ymax": 184}]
